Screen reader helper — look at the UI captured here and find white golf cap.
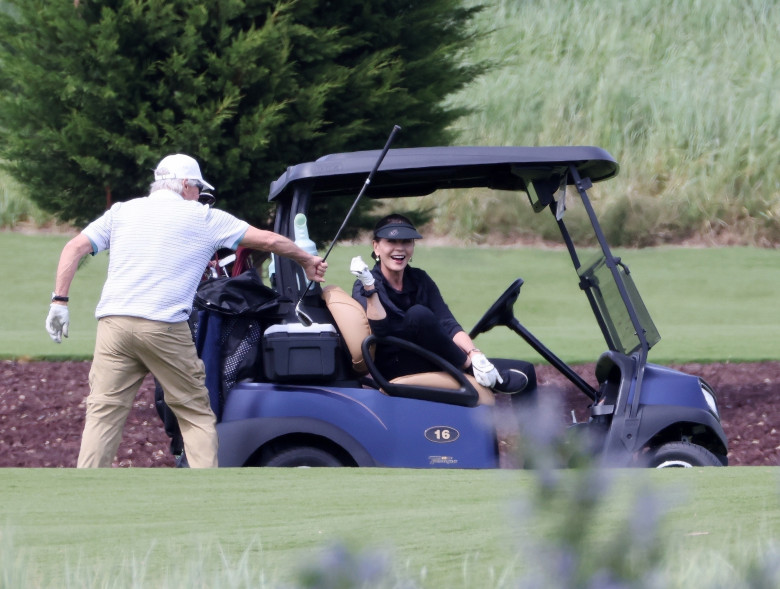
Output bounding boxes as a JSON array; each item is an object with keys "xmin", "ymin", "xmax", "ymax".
[{"xmin": 154, "ymin": 154, "xmax": 215, "ymax": 191}]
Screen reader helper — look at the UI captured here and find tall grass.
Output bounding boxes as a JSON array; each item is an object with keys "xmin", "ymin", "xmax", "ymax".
[{"xmin": 432, "ymin": 0, "xmax": 780, "ymax": 246}]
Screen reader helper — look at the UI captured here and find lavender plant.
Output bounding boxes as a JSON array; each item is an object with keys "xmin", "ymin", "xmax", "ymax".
[
  {"xmin": 509, "ymin": 394, "xmax": 669, "ymax": 589},
  {"xmin": 294, "ymin": 541, "xmax": 416, "ymax": 589}
]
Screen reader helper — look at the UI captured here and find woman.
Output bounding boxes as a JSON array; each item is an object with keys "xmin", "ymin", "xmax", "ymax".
[{"xmin": 350, "ymin": 214, "xmax": 532, "ymax": 393}]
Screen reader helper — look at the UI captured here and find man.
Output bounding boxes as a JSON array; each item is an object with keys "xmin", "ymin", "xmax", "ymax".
[
  {"xmin": 45, "ymin": 153, "xmax": 328, "ymax": 468},
  {"xmin": 153, "ymin": 190, "xmax": 239, "ymax": 468}
]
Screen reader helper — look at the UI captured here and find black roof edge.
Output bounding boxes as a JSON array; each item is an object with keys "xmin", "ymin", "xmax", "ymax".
[{"xmin": 268, "ymin": 145, "xmax": 618, "ymax": 202}]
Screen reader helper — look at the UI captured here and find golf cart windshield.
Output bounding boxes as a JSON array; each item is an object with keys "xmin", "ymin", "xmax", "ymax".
[
  {"xmin": 550, "ymin": 172, "xmax": 661, "ymax": 356},
  {"xmin": 575, "ymin": 251, "xmax": 661, "ymax": 356}
]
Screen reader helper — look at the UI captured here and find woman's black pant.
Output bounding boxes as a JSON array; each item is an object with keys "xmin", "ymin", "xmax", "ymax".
[{"xmin": 376, "ymin": 305, "xmax": 469, "ymax": 380}]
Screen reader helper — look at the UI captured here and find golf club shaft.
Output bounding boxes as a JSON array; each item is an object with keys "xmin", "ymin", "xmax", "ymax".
[
  {"xmin": 319, "ymin": 124, "xmax": 401, "ymax": 262},
  {"xmin": 296, "ymin": 125, "xmax": 401, "ymax": 307}
]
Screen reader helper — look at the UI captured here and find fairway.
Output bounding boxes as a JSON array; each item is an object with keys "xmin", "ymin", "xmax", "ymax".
[
  {"xmin": 3, "ymin": 232, "xmax": 780, "ymax": 364},
  {"xmin": 2, "ymin": 467, "xmax": 780, "ymax": 587}
]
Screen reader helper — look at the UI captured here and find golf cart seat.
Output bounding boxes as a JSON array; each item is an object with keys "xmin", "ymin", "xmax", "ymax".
[{"xmin": 322, "ymin": 285, "xmax": 495, "ymax": 406}]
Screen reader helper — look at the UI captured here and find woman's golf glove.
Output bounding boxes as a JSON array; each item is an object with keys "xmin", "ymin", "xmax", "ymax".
[
  {"xmin": 350, "ymin": 256, "xmax": 375, "ymax": 286},
  {"xmin": 471, "ymin": 352, "xmax": 503, "ymax": 388},
  {"xmin": 45, "ymin": 304, "xmax": 69, "ymax": 344}
]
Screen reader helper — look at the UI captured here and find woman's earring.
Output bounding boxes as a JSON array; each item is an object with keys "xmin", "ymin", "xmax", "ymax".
[{"xmin": 409, "ymin": 257, "xmax": 413, "ymax": 263}]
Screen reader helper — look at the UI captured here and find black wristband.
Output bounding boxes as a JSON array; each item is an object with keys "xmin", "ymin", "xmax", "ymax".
[
  {"xmin": 51, "ymin": 294, "xmax": 69, "ymax": 302},
  {"xmin": 360, "ymin": 286, "xmax": 378, "ymax": 298}
]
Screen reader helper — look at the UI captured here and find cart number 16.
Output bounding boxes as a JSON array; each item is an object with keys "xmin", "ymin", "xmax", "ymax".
[{"xmin": 425, "ymin": 426, "xmax": 460, "ymax": 443}]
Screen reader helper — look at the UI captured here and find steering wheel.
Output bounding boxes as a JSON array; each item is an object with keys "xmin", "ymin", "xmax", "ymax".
[{"xmin": 468, "ymin": 278, "xmax": 524, "ymax": 339}]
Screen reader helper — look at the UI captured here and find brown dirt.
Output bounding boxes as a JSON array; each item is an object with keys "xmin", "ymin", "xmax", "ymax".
[{"xmin": 1, "ymin": 360, "xmax": 778, "ymax": 468}]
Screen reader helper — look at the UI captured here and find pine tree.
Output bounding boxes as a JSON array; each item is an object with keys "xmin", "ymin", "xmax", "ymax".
[{"xmin": 0, "ymin": 0, "xmax": 483, "ymax": 228}]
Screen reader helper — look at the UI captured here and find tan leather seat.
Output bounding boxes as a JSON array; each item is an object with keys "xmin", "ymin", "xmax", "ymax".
[{"xmin": 322, "ymin": 285, "xmax": 495, "ymax": 406}]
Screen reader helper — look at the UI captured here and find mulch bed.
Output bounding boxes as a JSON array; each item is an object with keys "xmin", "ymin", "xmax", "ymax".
[{"xmin": 2, "ymin": 360, "xmax": 778, "ymax": 467}]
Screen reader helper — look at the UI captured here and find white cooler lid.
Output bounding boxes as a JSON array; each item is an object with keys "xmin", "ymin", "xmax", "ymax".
[{"xmin": 264, "ymin": 322, "xmax": 338, "ymax": 336}]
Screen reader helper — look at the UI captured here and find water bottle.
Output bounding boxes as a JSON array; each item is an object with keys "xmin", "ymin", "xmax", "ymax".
[
  {"xmin": 293, "ymin": 213, "xmax": 318, "ymax": 287},
  {"xmin": 294, "ymin": 213, "xmax": 318, "ymax": 256}
]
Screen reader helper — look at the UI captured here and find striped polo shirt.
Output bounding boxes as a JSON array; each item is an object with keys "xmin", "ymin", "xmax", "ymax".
[{"xmin": 82, "ymin": 189, "xmax": 249, "ymax": 323}]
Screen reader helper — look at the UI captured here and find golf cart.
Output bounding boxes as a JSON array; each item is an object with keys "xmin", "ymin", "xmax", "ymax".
[{"xmin": 195, "ymin": 145, "xmax": 728, "ymax": 468}]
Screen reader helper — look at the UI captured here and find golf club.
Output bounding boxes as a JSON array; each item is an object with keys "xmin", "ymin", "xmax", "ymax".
[{"xmin": 295, "ymin": 124, "xmax": 402, "ymax": 326}]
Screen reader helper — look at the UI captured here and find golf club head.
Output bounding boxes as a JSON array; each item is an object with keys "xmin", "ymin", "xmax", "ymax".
[{"xmin": 295, "ymin": 301, "xmax": 313, "ymax": 327}]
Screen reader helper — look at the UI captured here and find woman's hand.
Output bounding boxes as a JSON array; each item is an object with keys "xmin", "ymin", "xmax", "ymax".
[
  {"xmin": 470, "ymin": 351, "xmax": 503, "ymax": 388},
  {"xmin": 350, "ymin": 256, "xmax": 375, "ymax": 286}
]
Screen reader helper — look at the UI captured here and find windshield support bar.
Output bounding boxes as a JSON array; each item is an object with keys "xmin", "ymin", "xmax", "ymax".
[{"xmin": 553, "ymin": 175, "xmax": 617, "ymax": 351}]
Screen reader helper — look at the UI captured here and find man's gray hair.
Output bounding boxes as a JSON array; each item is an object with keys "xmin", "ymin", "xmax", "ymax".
[{"xmin": 149, "ymin": 179, "xmax": 185, "ymax": 194}]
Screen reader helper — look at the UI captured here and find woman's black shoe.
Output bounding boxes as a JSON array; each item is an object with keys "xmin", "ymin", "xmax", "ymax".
[{"xmin": 492, "ymin": 369, "xmax": 529, "ymax": 394}]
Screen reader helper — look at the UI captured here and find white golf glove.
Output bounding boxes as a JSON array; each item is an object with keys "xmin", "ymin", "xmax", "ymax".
[
  {"xmin": 350, "ymin": 256, "xmax": 375, "ymax": 286},
  {"xmin": 45, "ymin": 303, "xmax": 70, "ymax": 344},
  {"xmin": 470, "ymin": 352, "xmax": 503, "ymax": 388}
]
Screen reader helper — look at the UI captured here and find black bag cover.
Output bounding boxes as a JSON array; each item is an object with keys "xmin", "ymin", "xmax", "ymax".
[
  {"xmin": 194, "ymin": 270, "xmax": 281, "ymax": 316},
  {"xmin": 194, "ymin": 271, "xmax": 285, "ymax": 409}
]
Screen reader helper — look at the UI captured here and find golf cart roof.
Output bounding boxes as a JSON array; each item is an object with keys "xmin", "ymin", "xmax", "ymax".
[{"xmin": 269, "ymin": 145, "xmax": 618, "ymax": 202}]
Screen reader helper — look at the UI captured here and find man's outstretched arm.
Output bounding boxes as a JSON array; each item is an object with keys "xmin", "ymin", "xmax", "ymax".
[{"xmin": 239, "ymin": 226, "xmax": 327, "ymax": 282}]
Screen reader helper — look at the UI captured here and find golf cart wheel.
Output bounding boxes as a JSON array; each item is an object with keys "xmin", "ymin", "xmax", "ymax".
[
  {"xmin": 263, "ymin": 446, "xmax": 344, "ymax": 468},
  {"xmin": 644, "ymin": 441, "xmax": 723, "ymax": 468}
]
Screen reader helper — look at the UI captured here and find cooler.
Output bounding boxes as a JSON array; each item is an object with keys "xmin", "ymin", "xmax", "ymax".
[{"xmin": 262, "ymin": 323, "xmax": 340, "ymax": 382}]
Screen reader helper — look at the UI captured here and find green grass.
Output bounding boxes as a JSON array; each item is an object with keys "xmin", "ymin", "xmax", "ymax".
[
  {"xmin": 5, "ymin": 232, "xmax": 779, "ymax": 364},
  {"xmin": 0, "ymin": 232, "xmax": 108, "ymax": 360},
  {"xmin": 1, "ymin": 467, "xmax": 779, "ymax": 587},
  {"xmin": 0, "ymin": 167, "xmax": 48, "ymax": 229}
]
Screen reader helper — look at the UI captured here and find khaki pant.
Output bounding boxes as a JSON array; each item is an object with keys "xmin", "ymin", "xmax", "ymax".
[{"xmin": 78, "ymin": 316, "xmax": 218, "ymax": 468}]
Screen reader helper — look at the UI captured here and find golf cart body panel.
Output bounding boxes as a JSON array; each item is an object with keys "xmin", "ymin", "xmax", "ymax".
[
  {"xmin": 217, "ymin": 382, "xmax": 498, "ymax": 468},
  {"xmin": 195, "ymin": 145, "xmax": 727, "ymax": 468},
  {"xmin": 591, "ymin": 351, "xmax": 728, "ymax": 464},
  {"xmin": 640, "ymin": 363, "xmax": 712, "ymax": 409}
]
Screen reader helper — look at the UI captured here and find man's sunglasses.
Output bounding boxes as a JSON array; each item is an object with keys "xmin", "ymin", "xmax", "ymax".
[
  {"xmin": 189, "ymin": 179, "xmax": 206, "ymax": 192},
  {"xmin": 198, "ymin": 192, "xmax": 216, "ymax": 206}
]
